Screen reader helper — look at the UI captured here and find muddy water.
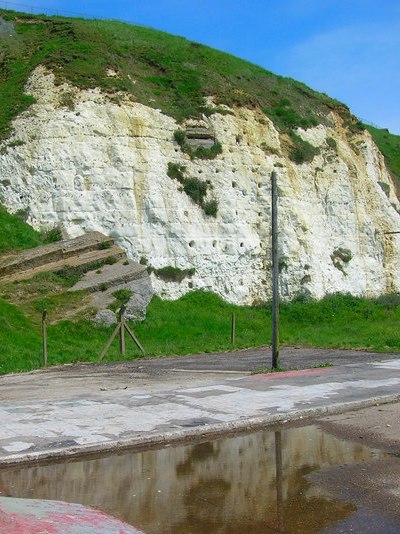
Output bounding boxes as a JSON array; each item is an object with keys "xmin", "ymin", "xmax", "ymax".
[{"xmin": 0, "ymin": 425, "xmax": 397, "ymax": 533}]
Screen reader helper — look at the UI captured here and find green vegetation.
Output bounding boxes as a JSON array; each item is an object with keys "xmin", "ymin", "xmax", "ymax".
[
  {"xmin": 203, "ymin": 199, "xmax": 219, "ymax": 217},
  {"xmin": 0, "ymin": 205, "xmax": 60, "ymax": 252},
  {"xmin": 183, "ymin": 177, "xmax": 208, "ymax": 204},
  {"xmin": 0, "ymin": 270, "xmax": 91, "ymax": 324},
  {"xmin": 0, "ymin": 205, "xmax": 42, "ymax": 252},
  {"xmin": 97, "ymin": 240, "xmax": 112, "ymax": 250},
  {"xmin": 167, "ymin": 162, "xmax": 218, "ymax": 216},
  {"xmin": 151, "ymin": 265, "xmax": 195, "ymax": 282},
  {"xmin": 174, "ymin": 130, "xmax": 223, "ymax": 160},
  {"xmin": 167, "ymin": 161, "xmax": 186, "ymax": 181},
  {"xmin": 365, "ymin": 125, "xmax": 400, "ymax": 190},
  {"xmin": 109, "ymin": 288, "xmax": 133, "ymax": 312},
  {"xmin": 55, "ymin": 256, "xmax": 117, "ymax": 286},
  {"xmin": 251, "ymin": 367, "xmax": 286, "ymax": 375},
  {"xmin": 287, "ymin": 131, "xmax": 320, "ymax": 164},
  {"xmin": 326, "ymin": 136, "xmax": 337, "ymax": 150},
  {"xmin": 0, "ymin": 8, "xmax": 353, "ymax": 141},
  {"xmin": 2, "ymin": 11, "xmax": 400, "ymax": 378},
  {"xmin": 263, "ymin": 98, "xmax": 318, "ymax": 131},
  {"xmin": 1, "ymin": 291, "xmax": 400, "ymax": 375}
]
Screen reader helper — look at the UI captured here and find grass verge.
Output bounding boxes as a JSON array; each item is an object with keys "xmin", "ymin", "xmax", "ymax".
[{"xmin": 1, "ymin": 291, "xmax": 400, "ymax": 375}]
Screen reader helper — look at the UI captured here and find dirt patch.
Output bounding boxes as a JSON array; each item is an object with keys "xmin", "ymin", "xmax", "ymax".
[{"xmin": 316, "ymin": 402, "xmax": 400, "ymax": 454}]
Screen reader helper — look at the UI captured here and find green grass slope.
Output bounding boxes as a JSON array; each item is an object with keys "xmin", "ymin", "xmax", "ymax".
[
  {"xmin": 0, "ymin": 205, "xmax": 43, "ymax": 252},
  {"xmin": 1, "ymin": 291, "xmax": 400, "ymax": 375},
  {"xmin": 0, "ymin": 8, "xmax": 357, "ymax": 140},
  {"xmin": 0, "ymin": 205, "xmax": 61, "ymax": 253},
  {"xmin": 365, "ymin": 125, "xmax": 400, "ymax": 190}
]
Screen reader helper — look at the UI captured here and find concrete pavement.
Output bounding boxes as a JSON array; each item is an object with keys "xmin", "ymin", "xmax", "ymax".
[{"xmin": 1, "ymin": 349, "xmax": 400, "ymax": 465}]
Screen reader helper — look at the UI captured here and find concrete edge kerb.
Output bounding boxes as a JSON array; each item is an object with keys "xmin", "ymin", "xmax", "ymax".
[{"xmin": 1, "ymin": 393, "xmax": 399, "ymax": 469}]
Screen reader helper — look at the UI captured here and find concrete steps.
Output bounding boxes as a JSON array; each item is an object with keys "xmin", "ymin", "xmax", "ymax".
[
  {"xmin": 0, "ymin": 232, "xmax": 114, "ymax": 278},
  {"xmin": 0, "ymin": 245, "xmax": 126, "ymax": 285},
  {"xmin": 0, "ymin": 231, "xmax": 153, "ymax": 322},
  {"xmin": 69, "ymin": 259, "xmax": 148, "ymax": 293}
]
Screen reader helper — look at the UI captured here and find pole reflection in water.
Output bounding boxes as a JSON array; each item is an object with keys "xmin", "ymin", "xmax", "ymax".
[
  {"xmin": 0, "ymin": 425, "xmax": 390, "ymax": 533},
  {"xmin": 275, "ymin": 430, "xmax": 284, "ymax": 533}
]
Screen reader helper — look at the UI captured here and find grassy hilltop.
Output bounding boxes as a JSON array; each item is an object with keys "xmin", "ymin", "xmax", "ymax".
[
  {"xmin": 0, "ymin": 9, "xmax": 346, "ymax": 135},
  {"xmin": 1, "ymin": 9, "xmax": 400, "ymax": 373},
  {"xmin": 1, "ymin": 9, "xmax": 399, "ymax": 180}
]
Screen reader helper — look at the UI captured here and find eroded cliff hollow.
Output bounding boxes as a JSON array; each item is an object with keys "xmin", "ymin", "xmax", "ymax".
[{"xmin": 1, "ymin": 65, "xmax": 400, "ymax": 304}]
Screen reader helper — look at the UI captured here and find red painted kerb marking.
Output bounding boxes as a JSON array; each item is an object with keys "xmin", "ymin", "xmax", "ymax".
[{"xmin": 251, "ymin": 368, "xmax": 336, "ymax": 380}]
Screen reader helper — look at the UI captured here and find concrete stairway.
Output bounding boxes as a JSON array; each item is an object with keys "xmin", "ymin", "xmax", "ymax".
[
  {"xmin": 0, "ymin": 232, "xmax": 116, "ymax": 280},
  {"xmin": 0, "ymin": 232, "xmax": 153, "ymax": 322}
]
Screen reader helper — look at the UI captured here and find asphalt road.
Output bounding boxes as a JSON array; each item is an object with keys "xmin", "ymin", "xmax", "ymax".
[{"xmin": 81, "ymin": 345, "xmax": 400, "ymax": 374}]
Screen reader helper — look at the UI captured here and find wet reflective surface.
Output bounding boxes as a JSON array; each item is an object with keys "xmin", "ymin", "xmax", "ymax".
[{"xmin": 0, "ymin": 425, "xmax": 398, "ymax": 533}]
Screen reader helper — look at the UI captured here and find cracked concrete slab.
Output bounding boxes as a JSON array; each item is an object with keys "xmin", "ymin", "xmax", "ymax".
[{"xmin": 0, "ymin": 353, "xmax": 400, "ymax": 465}]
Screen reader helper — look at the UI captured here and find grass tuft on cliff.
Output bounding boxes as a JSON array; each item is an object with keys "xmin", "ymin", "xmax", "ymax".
[{"xmin": 0, "ymin": 8, "xmax": 356, "ymax": 140}]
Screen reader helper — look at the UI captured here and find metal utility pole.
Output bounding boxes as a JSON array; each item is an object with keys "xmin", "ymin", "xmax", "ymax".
[{"xmin": 271, "ymin": 171, "xmax": 280, "ymax": 369}]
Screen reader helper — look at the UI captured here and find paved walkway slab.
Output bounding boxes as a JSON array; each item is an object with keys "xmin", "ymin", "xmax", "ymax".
[{"xmin": 1, "ymin": 355, "xmax": 400, "ymax": 465}]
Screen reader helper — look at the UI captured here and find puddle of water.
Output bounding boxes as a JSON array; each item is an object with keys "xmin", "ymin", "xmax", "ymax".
[{"xmin": 0, "ymin": 425, "xmax": 397, "ymax": 533}]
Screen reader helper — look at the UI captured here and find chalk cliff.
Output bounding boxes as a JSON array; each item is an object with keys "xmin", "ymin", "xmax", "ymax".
[{"xmin": 1, "ymin": 66, "xmax": 400, "ymax": 304}]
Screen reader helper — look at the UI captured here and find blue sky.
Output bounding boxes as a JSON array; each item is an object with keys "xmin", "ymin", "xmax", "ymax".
[{"xmin": 2, "ymin": 0, "xmax": 399, "ymax": 134}]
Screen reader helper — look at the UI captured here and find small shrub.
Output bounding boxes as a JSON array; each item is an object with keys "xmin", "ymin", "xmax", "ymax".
[
  {"xmin": 203, "ymin": 199, "xmax": 218, "ymax": 217},
  {"xmin": 40, "ymin": 226, "xmax": 62, "ymax": 244},
  {"xmin": 8, "ymin": 139, "xmax": 25, "ymax": 148},
  {"xmin": 332, "ymin": 248, "xmax": 352, "ymax": 263},
  {"xmin": 167, "ymin": 162, "xmax": 186, "ymax": 183},
  {"xmin": 167, "ymin": 162, "xmax": 218, "ymax": 216},
  {"xmin": 14, "ymin": 207, "xmax": 30, "ymax": 222},
  {"xmin": 59, "ymin": 90, "xmax": 76, "ymax": 111},
  {"xmin": 112, "ymin": 288, "xmax": 133, "ymax": 302},
  {"xmin": 97, "ymin": 240, "xmax": 113, "ymax": 250},
  {"xmin": 288, "ymin": 132, "xmax": 320, "ymax": 164},
  {"xmin": 192, "ymin": 142, "xmax": 222, "ymax": 160},
  {"xmin": 326, "ymin": 137, "xmax": 337, "ymax": 150},
  {"xmin": 108, "ymin": 288, "xmax": 133, "ymax": 312},
  {"xmin": 331, "ymin": 248, "xmax": 352, "ymax": 275},
  {"xmin": 174, "ymin": 130, "xmax": 187, "ymax": 147},
  {"xmin": 260, "ymin": 142, "xmax": 280, "ymax": 155},
  {"xmin": 153, "ymin": 266, "xmax": 195, "ymax": 282},
  {"xmin": 183, "ymin": 177, "xmax": 208, "ymax": 205},
  {"xmin": 378, "ymin": 181, "xmax": 390, "ymax": 197}
]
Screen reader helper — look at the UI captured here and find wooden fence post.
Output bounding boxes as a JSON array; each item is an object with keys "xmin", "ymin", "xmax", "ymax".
[
  {"xmin": 42, "ymin": 309, "xmax": 47, "ymax": 367},
  {"xmin": 99, "ymin": 304, "xmax": 145, "ymax": 360},
  {"xmin": 271, "ymin": 170, "xmax": 280, "ymax": 369},
  {"xmin": 119, "ymin": 305, "xmax": 126, "ymax": 355}
]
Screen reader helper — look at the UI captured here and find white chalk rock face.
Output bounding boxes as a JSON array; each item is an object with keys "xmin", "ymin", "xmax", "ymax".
[{"xmin": 1, "ymin": 66, "xmax": 400, "ymax": 304}]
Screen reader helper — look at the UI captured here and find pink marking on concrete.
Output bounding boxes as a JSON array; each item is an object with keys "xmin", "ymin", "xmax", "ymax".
[
  {"xmin": 0, "ymin": 497, "xmax": 144, "ymax": 533},
  {"xmin": 251, "ymin": 368, "xmax": 336, "ymax": 380}
]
